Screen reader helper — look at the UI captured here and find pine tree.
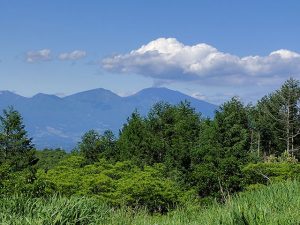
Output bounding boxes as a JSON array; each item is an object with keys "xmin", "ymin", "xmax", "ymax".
[
  {"xmin": 118, "ymin": 111, "xmax": 150, "ymax": 164},
  {"xmin": 0, "ymin": 106, "xmax": 36, "ymax": 171},
  {"xmin": 101, "ymin": 130, "xmax": 118, "ymax": 161},
  {"xmin": 191, "ymin": 97, "xmax": 250, "ymax": 198},
  {"xmin": 258, "ymin": 78, "xmax": 300, "ymax": 156}
]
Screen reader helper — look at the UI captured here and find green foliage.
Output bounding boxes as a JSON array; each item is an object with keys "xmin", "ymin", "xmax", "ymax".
[
  {"xmin": 36, "ymin": 148, "xmax": 67, "ymax": 171},
  {"xmin": 77, "ymin": 130, "xmax": 102, "ymax": 164},
  {"xmin": 34, "ymin": 156, "xmax": 181, "ymax": 212},
  {"xmin": 264, "ymin": 151, "xmax": 298, "ymax": 163},
  {"xmin": 0, "ymin": 180, "xmax": 299, "ymax": 225},
  {"xmin": 147, "ymin": 101, "xmax": 202, "ymax": 171},
  {"xmin": 116, "ymin": 165, "xmax": 180, "ymax": 212},
  {"xmin": 2, "ymin": 79, "xmax": 300, "ymax": 221},
  {"xmin": 191, "ymin": 98, "xmax": 250, "ymax": 198},
  {"xmin": 117, "ymin": 110, "xmax": 151, "ymax": 164},
  {"xmin": 77, "ymin": 129, "xmax": 118, "ymax": 164},
  {"xmin": 0, "ymin": 107, "xmax": 38, "ymax": 195},
  {"xmin": 256, "ymin": 78, "xmax": 300, "ymax": 157},
  {"xmin": 0, "ymin": 106, "xmax": 36, "ymax": 171},
  {"xmin": 0, "ymin": 166, "xmax": 37, "ymax": 195},
  {"xmin": 243, "ymin": 161, "xmax": 300, "ymax": 186},
  {"xmin": 100, "ymin": 130, "xmax": 118, "ymax": 161},
  {"xmin": 214, "ymin": 97, "xmax": 250, "ymax": 159},
  {"xmin": 0, "ymin": 195, "xmax": 113, "ymax": 225},
  {"xmin": 118, "ymin": 101, "xmax": 202, "ymax": 173}
]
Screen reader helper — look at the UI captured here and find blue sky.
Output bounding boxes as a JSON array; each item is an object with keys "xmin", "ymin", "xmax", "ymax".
[{"xmin": 1, "ymin": 0, "xmax": 300, "ymax": 104}]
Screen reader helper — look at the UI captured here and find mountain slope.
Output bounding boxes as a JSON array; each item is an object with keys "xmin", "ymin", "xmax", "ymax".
[
  {"xmin": 0, "ymin": 88, "xmax": 217, "ymax": 150},
  {"xmin": 124, "ymin": 87, "xmax": 216, "ymax": 117}
]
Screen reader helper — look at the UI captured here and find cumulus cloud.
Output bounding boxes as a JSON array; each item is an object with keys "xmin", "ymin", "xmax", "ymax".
[
  {"xmin": 102, "ymin": 38, "xmax": 300, "ymax": 85},
  {"xmin": 58, "ymin": 50, "xmax": 87, "ymax": 60},
  {"xmin": 26, "ymin": 49, "xmax": 51, "ymax": 63}
]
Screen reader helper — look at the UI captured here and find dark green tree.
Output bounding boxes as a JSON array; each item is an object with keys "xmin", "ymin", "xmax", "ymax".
[
  {"xmin": 77, "ymin": 130, "xmax": 102, "ymax": 164},
  {"xmin": 118, "ymin": 111, "xmax": 150, "ymax": 164},
  {"xmin": 147, "ymin": 101, "xmax": 202, "ymax": 171},
  {"xmin": 118, "ymin": 101, "xmax": 202, "ymax": 172},
  {"xmin": 257, "ymin": 78, "xmax": 300, "ymax": 157},
  {"xmin": 191, "ymin": 97, "xmax": 250, "ymax": 198},
  {"xmin": 100, "ymin": 130, "xmax": 118, "ymax": 161},
  {"xmin": 0, "ymin": 107, "xmax": 36, "ymax": 171},
  {"xmin": 215, "ymin": 97, "xmax": 250, "ymax": 160}
]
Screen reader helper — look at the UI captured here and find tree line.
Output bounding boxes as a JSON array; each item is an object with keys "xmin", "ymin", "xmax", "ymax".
[{"xmin": 0, "ymin": 78, "xmax": 300, "ymax": 212}]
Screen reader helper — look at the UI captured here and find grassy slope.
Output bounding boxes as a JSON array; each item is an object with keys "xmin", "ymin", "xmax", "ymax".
[{"xmin": 0, "ymin": 180, "xmax": 299, "ymax": 225}]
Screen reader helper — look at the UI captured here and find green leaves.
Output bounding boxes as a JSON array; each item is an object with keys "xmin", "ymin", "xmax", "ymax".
[
  {"xmin": 0, "ymin": 107, "xmax": 36, "ymax": 171},
  {"xmin": 77, "ymin": 130, "xmax": 102, "ymax": 164},
  {"xmin": 77, "ymin": 129, "xmax": 118, "ymax": 164},
  {"xmin": 243, "ymin": 161, "xmax": 300, "ymax": 186},
  {"xmin": 35, "ymin": 156, "xmax": 181, "ymax": 212},
  {"xmin": 191, "ymin": 98, "xmax": 251, "ymax": 198},
  {"xmin": 256, "ymin": 78, "xmax": 300, "ymax": 156},
  {"xmin": 118, "ymin": 101, "xmax": 202, "ymax": 172}
]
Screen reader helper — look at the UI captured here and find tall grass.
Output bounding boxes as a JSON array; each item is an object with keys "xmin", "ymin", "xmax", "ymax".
[{"xmin": 0, "ymin": 180, "xmax": 299, "ymax": 225}]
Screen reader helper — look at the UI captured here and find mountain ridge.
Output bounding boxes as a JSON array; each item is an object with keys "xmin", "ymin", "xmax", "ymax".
[{"xmin": 0, "ymin": 87, "xmax": 218, "ymax": 150}]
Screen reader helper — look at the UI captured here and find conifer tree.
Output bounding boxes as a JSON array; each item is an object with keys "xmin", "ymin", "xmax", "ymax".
[
  {"xmin": 258, "ymin": 78, "xmax": 300, "ymax": 156},
  {"xmin": 0, "ymin": 106, "xmax": 36, "ymax": 171}
]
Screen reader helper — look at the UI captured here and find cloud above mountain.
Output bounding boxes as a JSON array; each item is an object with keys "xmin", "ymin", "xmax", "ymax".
[{"xmin": 102, "ymin": 38, "xmax": 300, "ymax": 85}]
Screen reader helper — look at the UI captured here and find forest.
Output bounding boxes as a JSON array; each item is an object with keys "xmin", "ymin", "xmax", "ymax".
[{"xmin": 1, "ymin": 78, "xmax": 300, "ymax": 224}]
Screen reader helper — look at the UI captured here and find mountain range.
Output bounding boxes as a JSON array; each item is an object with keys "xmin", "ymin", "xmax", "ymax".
[{"xmin": 0, "ymin": 87, "xmax": 218, "ymax": 150}]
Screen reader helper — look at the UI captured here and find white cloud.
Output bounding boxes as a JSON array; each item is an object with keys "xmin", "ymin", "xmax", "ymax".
[
  {"xmin": 26, "ymin": 49, "xmax": 51, "ymax": 63},
  {"xmin": 58, "ymin": 50, "xmax": 87, "ymax": 60},
  {"xmin": 191, "ymin": 92, "xmax": 207, "ymax": 101},
  {"xmin": 102, "ymin": 38, "xmax": 300, "ymax": 85}
]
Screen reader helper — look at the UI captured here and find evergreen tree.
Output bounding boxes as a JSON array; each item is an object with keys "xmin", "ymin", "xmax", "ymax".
[
  {"xmin": 215, "ymin": 97, "xmax": 250, "ymax": 160},
  {"xmin": 257, "ymin": 78, "xmax": 300, "ymax": 157},
  {"xmin": 0, "ymin": 106, "xmax": 36, "ymax": 171},
  {"xmin": 147, "ymin": 101, "xmax": 202, "ymax": 170},
  {"xmin": 118, "ymin": 111, "xmax": 150, "ymax": 164},
  {"xmin": 100, "ymin": 130, "xmax": 118, "ymax": 161},
  {"xmin": 191, "ymin": 98, "xmax": 250, "ymax": 198},
  {"xmin": 77, "ymin": 130, "xmax": 101, "ymax": 164},
  {"xmin": 118, "ymin": 102, "xmax": 202, "ymax": 170}
]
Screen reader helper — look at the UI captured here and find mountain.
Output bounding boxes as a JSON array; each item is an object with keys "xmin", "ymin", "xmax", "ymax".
[
  {"xmin": 124, "ymin": 87, "xmax": 217, "ymax": 116},
  {"xmin": 0, "ymin": 88, "xmax": 217, "ymax": 150}
]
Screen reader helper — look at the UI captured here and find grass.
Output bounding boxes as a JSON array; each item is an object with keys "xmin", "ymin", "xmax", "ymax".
[{"xmin": 0, "ymin": 180, "xmax": 299, "ymax": 225}]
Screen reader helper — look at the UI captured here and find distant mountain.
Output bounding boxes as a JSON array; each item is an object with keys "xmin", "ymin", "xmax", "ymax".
[{"xmin": 0, "ymin": 88, "xmax": 218, "ymax": 150}]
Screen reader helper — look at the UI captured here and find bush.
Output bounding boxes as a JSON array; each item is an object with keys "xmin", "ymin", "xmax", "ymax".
[
  {"xmin": 242, "ymin": 161, "xmax": 300, "ymax": 186},
  {"xmin": 34, "ymin": 156, "xmax": 182, "ymax": 212}
]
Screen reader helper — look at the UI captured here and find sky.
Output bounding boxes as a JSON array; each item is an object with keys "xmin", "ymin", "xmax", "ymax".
[{"xmin": 1, "ymin": 0, "xmax": 300, "ymax": 104}]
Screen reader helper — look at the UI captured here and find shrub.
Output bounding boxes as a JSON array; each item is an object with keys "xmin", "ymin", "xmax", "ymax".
[
  {"xmin": 34, "ymin": 156, "xmax": 182, "ymax": 212},
  {"xmin": 242, "ymin": 161, "xmax": 300, "ymax": 186}
]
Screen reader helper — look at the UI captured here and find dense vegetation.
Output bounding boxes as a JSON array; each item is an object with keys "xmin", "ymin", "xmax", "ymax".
[
  {"xmin": 0, "ymin": 180, "xmax": 299, "ymax": 224},
  {"xmin": 1, "ymin": 78, "xmax": 300, "ymax": 224}
]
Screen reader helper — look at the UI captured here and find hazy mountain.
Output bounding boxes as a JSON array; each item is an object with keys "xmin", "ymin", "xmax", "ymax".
[{"xmin": 0, "ymin": 88, "xmax": 217, "ymax": 150}]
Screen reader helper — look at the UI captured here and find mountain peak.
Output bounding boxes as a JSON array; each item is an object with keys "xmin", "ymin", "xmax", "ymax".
[
  {"xmin": 66, "ymin": 88, "xmax": 119, "ymax": 97},
  {"xmin": 132, "ymin": 87, "xmax": 176, "ymax": 96},
  {"xmin": 32, "ymin": 93, "xmax": 62, "ymax": 100},
  {"xmin": 64, "ymin": 88, "xmax": 121, "ymax": 104},
  {"xmin": 131, "ymin": 87, "xmax": 194, "ymax": 101}
]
